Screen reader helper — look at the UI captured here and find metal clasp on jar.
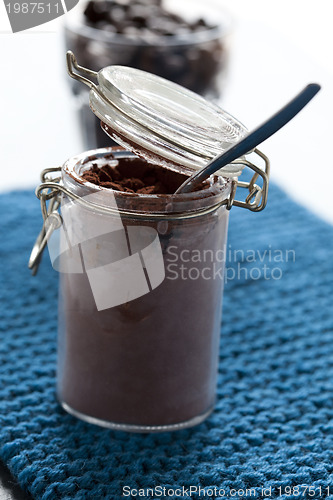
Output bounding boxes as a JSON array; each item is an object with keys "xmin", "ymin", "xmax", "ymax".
[
  {"xmin": 228, "ymin": 148, "xmax": 270, "ymax": 211},
  {"xmin": 28, "ymin": 167, "xmax": 63, "ymax": 275}
]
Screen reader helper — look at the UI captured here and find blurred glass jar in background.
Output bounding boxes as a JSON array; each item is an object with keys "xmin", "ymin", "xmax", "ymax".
[{"xmin": 64, "ymin": 0, "xmax": 233, "ymax": 149}]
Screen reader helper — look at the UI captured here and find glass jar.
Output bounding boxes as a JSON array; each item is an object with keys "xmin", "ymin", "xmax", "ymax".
[
  {"xmin": 53, "ymin": 147, "xmax": 232, "ymax": 431},
  {"xmin": 29, "ymin": 58, "xmax": 269, "ymax": 432},
  {"xmin": 64, "ymin": 0, "xmax": 232, "ymax": 149}
]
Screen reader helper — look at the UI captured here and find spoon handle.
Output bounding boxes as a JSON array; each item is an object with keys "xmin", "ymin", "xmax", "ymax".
[{"xmin": 176, "ymin": 83, "xmax": 321, "ymax": 194}]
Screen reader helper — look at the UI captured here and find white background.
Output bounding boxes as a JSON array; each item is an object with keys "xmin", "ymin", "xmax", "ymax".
[{"xmin": 0, "ymin": 0, "xmax": 333, "ymax": 223}]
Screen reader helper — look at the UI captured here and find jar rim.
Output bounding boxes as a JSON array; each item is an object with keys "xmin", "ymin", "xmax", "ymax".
[{"xmin": 61, "ymin": 148, "xmax": 232, "ymax": 219}]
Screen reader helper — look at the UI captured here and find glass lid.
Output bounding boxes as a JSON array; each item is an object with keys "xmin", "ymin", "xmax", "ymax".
[{"xmin": 89, "ymin": 65, "xmax": 248, "ymax": 177}]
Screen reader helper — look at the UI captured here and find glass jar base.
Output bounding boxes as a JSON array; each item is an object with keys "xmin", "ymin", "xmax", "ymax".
[{"xmin": 61, "ymin": 401, "xmax": 214, "ymax": 433}]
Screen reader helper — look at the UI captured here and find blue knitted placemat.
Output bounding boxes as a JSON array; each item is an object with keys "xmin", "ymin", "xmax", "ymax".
[{"xmin": 0, "ymin": 184, "xmax": 333, "ymax": 500}]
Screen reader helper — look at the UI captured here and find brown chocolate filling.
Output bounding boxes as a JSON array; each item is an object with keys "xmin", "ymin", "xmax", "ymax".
[
  {"xmin": 80, "ymin": 154, "xmax": 208, "ymax": 194},
  {"xmin": 59, "ymin": 150, "xmax": 229, "ymax": 429}
]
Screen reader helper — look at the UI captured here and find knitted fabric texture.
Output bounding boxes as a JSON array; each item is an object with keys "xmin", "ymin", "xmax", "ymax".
[{"xmin": 0, "ymin": 185, "xmax": 332, "ymax": 500}]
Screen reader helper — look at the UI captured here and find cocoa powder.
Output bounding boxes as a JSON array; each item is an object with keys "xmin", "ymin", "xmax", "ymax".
[{"xmin": 80, "ymin": 154, "xmax": 208, "ymax": 194}]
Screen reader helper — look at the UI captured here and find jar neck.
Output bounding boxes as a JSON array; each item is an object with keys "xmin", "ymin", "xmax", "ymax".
[{"xmin": 61, "ymin": 148, "xmax": 232, "ymax": 220}]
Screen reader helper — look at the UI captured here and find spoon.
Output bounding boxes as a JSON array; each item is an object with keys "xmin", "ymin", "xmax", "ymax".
[{"xmin": 175, "ymin": 83, "xmax": 321, "ymax": 194}]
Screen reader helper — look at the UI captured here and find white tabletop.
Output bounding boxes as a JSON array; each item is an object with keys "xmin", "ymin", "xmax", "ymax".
[{"xmin": 0, "ymin": 0, "xmax": 332, "ymax": 224}]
